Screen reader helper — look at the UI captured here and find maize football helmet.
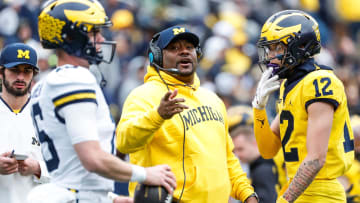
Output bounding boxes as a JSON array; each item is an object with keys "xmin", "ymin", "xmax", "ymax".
[
  {"xmin": 38, "ymin": 0, "xmax": 116, "ymax": 65},
  {"xmin": 257, "ymin": 10, "xmax": 321, "ymax": 78}
]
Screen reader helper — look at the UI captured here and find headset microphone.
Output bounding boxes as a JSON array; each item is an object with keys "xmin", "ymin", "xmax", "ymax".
[{"xmin": 152, "ymin": 62, "xmax": 182, "ymax": 75}]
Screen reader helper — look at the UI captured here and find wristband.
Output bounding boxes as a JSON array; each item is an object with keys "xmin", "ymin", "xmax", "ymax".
[{"xmin": 130, "ymin": 164, "xmax": 146, "ymax": 183}]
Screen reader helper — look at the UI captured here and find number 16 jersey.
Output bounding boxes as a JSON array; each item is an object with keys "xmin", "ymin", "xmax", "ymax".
[
  {"xmin": 277, "ymin": 65, "xmax": 354, "ymax": 180},
  {"xmin": 31, "ymin": 65, "xmax": 115, "ymax": 191}
]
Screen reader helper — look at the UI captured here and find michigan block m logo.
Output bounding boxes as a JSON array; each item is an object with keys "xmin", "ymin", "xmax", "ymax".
[
  {"xmin": 17, "ymin": 49, "xmax": 30, "ymax": 59},
  {"xmin": 172, "ymin": 27, "xmax": 185, "ymax": 35}
]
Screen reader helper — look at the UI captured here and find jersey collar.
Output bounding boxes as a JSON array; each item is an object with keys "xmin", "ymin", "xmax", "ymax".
[{"xmin": 0, "ymin": 96, "xmax": 30, "ymax": 114}]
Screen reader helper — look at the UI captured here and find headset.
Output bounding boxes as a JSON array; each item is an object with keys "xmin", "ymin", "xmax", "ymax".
[{"xmin": 148, "ymin": 32, "xmax": 202, "ymax": 75}]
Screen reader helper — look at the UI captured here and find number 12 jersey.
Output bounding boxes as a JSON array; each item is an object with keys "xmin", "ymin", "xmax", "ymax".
[{"xmin": 278, "ymin": 65, "xmax": 354, "ymax": 180}]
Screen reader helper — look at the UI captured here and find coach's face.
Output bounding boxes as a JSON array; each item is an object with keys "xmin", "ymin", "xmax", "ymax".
[
  {"xmin": 162, "ymin": 38, "xmax": 198, "ymax": 84},
  {"xmin": 1, "ymin": 64, "xmax": 34, "ymax": 97}
]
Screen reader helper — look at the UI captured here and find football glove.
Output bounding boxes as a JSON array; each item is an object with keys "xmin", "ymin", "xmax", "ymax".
[{"xmin": 252, "ymin": 68, "xmax": 280, "ymax": 109}]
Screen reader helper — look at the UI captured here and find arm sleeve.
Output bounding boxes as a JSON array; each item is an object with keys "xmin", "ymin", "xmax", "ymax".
[
  {"xmin": 227, "ymin": 134, "xmax": 255, "ymax": 202},
  {"xmin": 116, "ymin": 91, "xmax": 165, "ymax": 154},
  {"xmin": 253, "ymin": 108, "xmax": 281, "ymax": 158}
]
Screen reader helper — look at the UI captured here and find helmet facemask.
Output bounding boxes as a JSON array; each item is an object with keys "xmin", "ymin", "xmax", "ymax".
[
  {"xmin": 257, "ymin": 37, "xmax": 291, "ymax": 78},
  {"xmin": 60, "ymin": 21, "xmax": 116, "ymax": 65},
  {"xmin": 85, "ymin": 23, "xmax": 116, "ymax": 65}
]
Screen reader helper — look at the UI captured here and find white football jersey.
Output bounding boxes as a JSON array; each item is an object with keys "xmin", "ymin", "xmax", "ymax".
[
  {"xmin": 31, "ymin": 65, "xmax": 115, "ymax": 191},
  {"xmin": 0, "ymin": 97, "xmax": 50, "ymax": 203}
]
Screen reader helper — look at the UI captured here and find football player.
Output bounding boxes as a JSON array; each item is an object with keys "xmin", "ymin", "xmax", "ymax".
[
  {"xmin": 252, "ymin": 10, "xmax": 354, "ymax": 202},
  {"xmin": 28, "ymin": 1, "xmax": 176, "ymax": 203}
]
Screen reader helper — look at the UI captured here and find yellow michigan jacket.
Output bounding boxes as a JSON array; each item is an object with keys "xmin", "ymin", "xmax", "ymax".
[{"xmin": 116, "ymin": 66, "xmax": 254, "ymax": 202}]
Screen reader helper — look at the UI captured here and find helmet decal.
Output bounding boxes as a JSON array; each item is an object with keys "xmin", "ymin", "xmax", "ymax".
[
  {"xmin": 38, "ymin": 0, "xmax": 116, "ymax": 65},
  {"xmin": 257, "ymin": 10, "xmax": 321, "ymax": 78},
  {"xmin": 38, "ymin": 13, "xmax": 66, "ymax": 45}
]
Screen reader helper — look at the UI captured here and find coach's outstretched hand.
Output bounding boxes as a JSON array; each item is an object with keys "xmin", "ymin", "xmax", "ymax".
[
  {"xmin": 158, "ymin": 89, "xmax": 189, "ymax": 119},
  {"xmin": 144, "ymin": 164, "xmax": 176, "ymax": 195},
  {"xmin": 252, "ymin": 68, "xmax": 280, "ymax": 109}
]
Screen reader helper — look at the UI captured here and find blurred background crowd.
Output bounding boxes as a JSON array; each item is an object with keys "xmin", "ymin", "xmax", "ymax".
[
  {"xmin": 1, "ymin": 0, "xmax": 360, "ymax": 202},
  {"xmin": 0, "ymin": 0, "xmax": 359, "ymax": 118},
  {"xmin": 1, "ymin": 0, "xmax": 360, "ymax": 121}
]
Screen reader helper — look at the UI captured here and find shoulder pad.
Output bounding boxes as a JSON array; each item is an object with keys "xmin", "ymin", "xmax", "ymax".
[
  {"xmin": 46, "ymin": 65, "xmax": 96, "ymax": 86},
  {"xmin": 305, "ymin": 69, "xmax": 336, "ymax": 81}
]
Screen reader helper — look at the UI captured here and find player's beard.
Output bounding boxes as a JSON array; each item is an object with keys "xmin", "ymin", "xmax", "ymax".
[{"xmin": 2, "ymin": 74, "xmax": 31, "ymax": 97}]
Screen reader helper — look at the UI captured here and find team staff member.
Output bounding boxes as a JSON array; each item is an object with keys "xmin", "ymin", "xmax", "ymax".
[
  {"xmin": 116, "ymin": 26, "xmax": 257, "ymax": 203},
  {"xmin": 0, "ymin": 43, "xmax": 50, "ymax": 203},
  {"xmin": 28, "ymin": 1, "xmax": 176, "ymax": 202},
  {"xmin": 231, "ymin": 125, "xmax": 278, "ymax": 202},
  {"xmin": 252, "ymin": 10, "xmax": 354, "ymax": 202},
  {"xmin": 227, "ymin": 105, "xmax": 287, "ymax": 198}
]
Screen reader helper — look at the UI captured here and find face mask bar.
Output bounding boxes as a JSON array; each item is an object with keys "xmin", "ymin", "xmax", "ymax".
[
  {"xmin": 258, "ymin": 43, "xmax": 284, "ymax": 75},
  {"xmin": 257, "ymin": 36, "xmax": 295, "ymax": 78},
  {"xmin": 96, "ymin": 41, "xmax": 116, "ymax": 64},
  {"xmin": 257, "ymin": 35, "xmax": 290, "ymax": 63},
  {"xmin": 85, "ymin": 23, "xmax": 117, "ymax": 65}
]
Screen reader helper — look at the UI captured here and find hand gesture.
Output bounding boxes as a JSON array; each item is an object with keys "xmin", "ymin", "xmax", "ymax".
[
  {"xmin": 18, "ymin": 158, "xmax": 41, "ymax": 177},
  {"xmin": 158, "ymin": 89, "xmax": 188, "ymax": 119},
  {"xmin": 143, "ymin": 164, "xmax": 177, "ymax": 195},
  {"xmin": 252, "ymin": 68, "xmax": 280, "ymax": 109},
  {"xmin": 0, "ymin": 151, "xmax": 18, "ymax": 175}
]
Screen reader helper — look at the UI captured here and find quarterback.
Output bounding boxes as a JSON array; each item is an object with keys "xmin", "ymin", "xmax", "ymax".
[
  {"xmin": 252, "ymin": 10, "xmax": 354, "ymax": 202},
  {"xmin": 28, "ymin": 1, "xmax": 176, "ymax": 203}
]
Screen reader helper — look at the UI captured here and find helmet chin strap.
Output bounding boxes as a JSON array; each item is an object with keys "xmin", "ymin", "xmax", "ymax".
[{"xmin": 275, "ymin": 66, "xmax": 291, "ymax": 79}]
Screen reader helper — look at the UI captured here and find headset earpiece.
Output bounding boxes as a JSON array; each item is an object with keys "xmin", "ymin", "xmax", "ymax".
[
  {"xmin": 149, "ymin": 32, "xmax": 202, "ymax": 67},
  {"xmin": 148, "ymin": 33, "xmax": 163, "ymax": 67}
]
